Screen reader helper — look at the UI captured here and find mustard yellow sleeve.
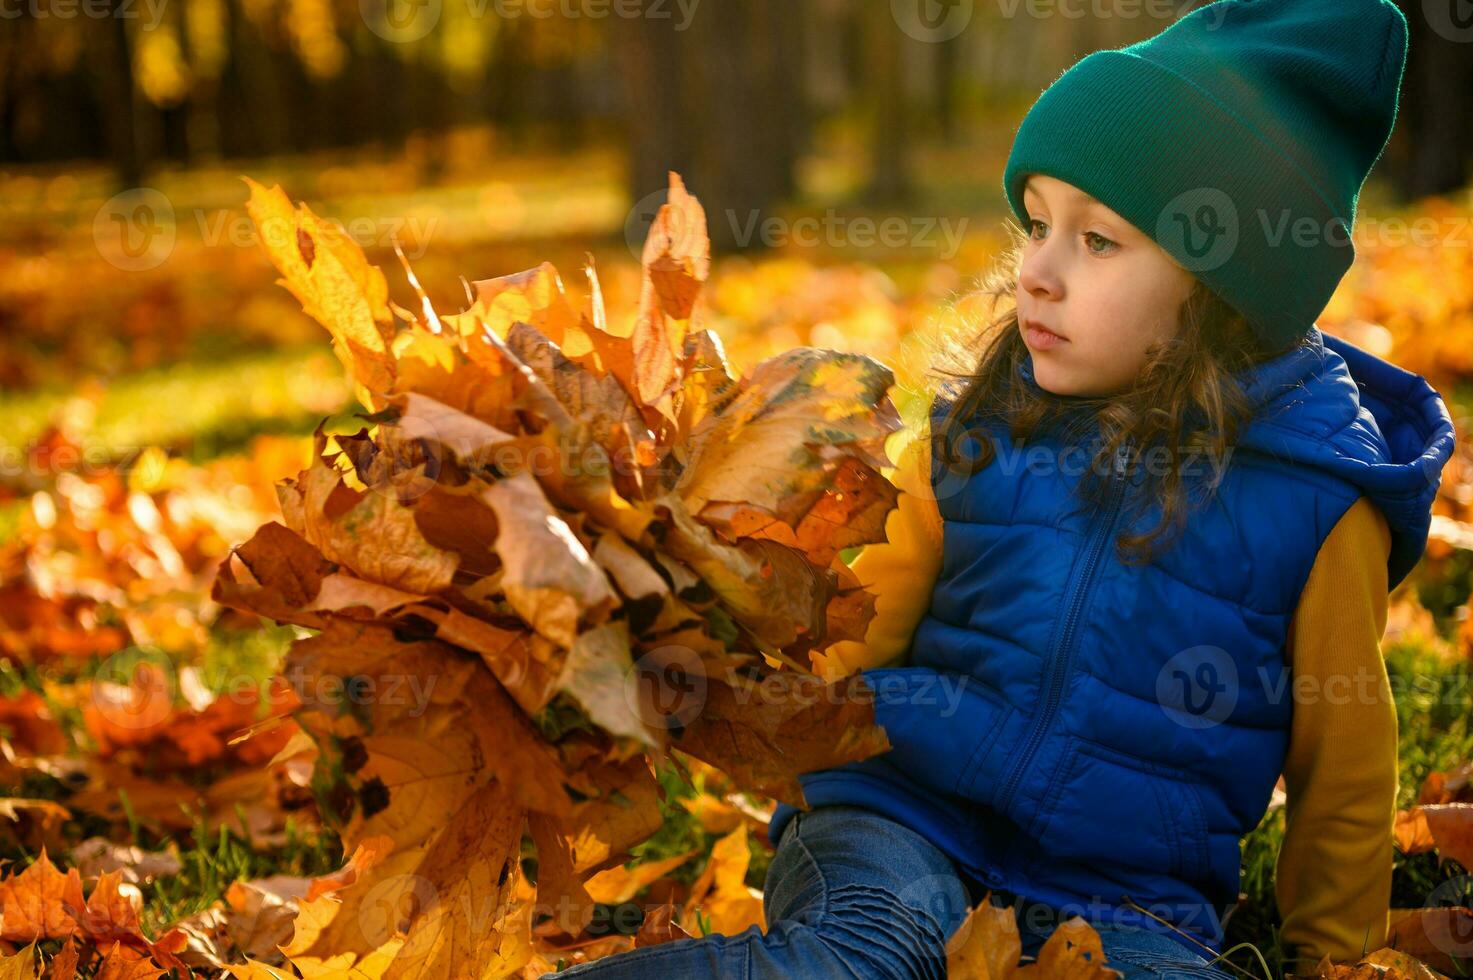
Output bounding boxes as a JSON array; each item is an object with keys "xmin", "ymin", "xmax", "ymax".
[
  {"xmin": 1274, "ymin": 496, "xmax": 1397, "ymax": 975},
  {"xmin": 817, "ymin": 411, "xmax": 944, "ymax": 677}
]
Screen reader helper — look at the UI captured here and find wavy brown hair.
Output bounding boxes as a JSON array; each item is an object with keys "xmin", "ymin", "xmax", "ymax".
[{"xmin": 923, "ymin": 223, "xmax": 1309, "ymax": 566}]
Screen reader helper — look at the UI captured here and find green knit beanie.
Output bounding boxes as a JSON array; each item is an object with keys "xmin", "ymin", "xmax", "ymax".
[{"xmin": 1002, "ymin": 0, "xmax": 1409, "ymax": 350}]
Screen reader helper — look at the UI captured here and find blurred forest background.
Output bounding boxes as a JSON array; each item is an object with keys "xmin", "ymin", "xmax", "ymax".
[
  {"xmin": 4, "ymin": 0, "xmax": 1472, "ymax": 212},
  {"xmin": 2, "ymin": 2, "xmax": 1473, "ymax": 977}
]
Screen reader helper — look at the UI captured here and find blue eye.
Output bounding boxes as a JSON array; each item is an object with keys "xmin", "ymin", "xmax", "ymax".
[
  {"xmin": 1085, "ymin": 231, "xmax": 1118, "ymax": 254},
  {"xmin": 1027, "ymin": 219, "xmax": 1047, "ymax": 239}
]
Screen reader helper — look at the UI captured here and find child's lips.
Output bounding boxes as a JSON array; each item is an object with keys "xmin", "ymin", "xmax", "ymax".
[{"xmin": 1022, "ymin": 319, "xmax": 1068, "ymax": 350}]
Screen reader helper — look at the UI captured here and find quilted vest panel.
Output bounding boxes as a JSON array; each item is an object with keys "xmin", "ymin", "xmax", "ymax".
[{"xmin": 898, "ymin": 389, "xmax": 1360, "ymax": 943}]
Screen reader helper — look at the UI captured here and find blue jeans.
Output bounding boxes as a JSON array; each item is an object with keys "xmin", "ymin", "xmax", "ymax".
[{"xmin": 541, "ymin": 805, "xmax": 1237, "ymax": 979}]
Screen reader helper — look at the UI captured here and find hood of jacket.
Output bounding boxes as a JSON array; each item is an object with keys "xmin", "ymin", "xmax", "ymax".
[{"xmin": 1231, "ymin": 326, "xmax": 1455, "ymax": 588}]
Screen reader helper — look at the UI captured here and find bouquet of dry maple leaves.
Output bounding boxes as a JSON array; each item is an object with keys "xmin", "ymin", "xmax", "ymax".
[{"xmin": 207, "ymin": 172, "xmax": 907, "ymax": 977}]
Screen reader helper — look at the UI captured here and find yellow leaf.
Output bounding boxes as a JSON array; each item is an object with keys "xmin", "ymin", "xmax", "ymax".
[{"xmin": 243, "ymin": 178, "xmax": 397, "ymax": 411}]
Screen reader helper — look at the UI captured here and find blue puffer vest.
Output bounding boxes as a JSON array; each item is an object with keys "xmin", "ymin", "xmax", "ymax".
[{"xmin": 771, "ymin": 327, "xmax": 1455, "ymax": 955}]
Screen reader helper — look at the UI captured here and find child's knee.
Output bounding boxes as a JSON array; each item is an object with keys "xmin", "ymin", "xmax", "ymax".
[{"xmin": 815, "ymin": 881, "xmax": 959, "ymax": 979}]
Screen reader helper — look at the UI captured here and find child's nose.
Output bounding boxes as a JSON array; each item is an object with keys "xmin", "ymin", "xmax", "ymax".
[{"xmin": 1019, "ymin": 253, "xmax": 1063, "ymax": 300}]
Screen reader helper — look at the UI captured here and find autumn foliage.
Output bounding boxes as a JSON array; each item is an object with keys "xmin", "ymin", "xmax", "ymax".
[{"xmin": 188, "ymin": 171, "xmax": 914, "ymax": 977}]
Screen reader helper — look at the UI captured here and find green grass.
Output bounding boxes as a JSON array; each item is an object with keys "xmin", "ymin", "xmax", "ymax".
[
  {"xmin": 0, "ymin": 344, "xmax": 350, "ymax": 468},
  {"xmin": 138, "ymin": 808, "xmax": 343, "ymax": 937}
]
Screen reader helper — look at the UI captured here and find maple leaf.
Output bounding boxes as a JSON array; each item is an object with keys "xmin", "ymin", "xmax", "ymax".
[
  {"xmin": 0, "ymin": 847, "xmax": 85, "ymax": 943},
  {"xmin": 243, "ymin": 177, "xmax": 396, "ymax": 415},
  {"xmin": 676, "ymin": 824, "xmax": 763, "ymax": 938},
  {"xmin": 0, "ymin": 941, "xmax": 39, "ymax": 980}
]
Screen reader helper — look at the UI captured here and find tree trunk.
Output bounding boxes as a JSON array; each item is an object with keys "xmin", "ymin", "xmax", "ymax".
[
  {"xmin": 864, "ymin": 0, "xmax": 911, "ymax": 205},
  {"xmin": 94, "ymin": 0, "xmax": 146, "ymax": 188},
  {"xmin": 612, "ymin": 0, "xmax": 810, "ymax": 252},
  {"xmin": 1388, "ymin": 0, "xmax": 1473, "ymax": 199}
]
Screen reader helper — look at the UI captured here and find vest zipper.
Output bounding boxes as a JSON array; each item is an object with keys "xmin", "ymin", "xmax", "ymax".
[{"xmin": 992, "ymin": 445, "xmax": 1131, "ymax": 819}]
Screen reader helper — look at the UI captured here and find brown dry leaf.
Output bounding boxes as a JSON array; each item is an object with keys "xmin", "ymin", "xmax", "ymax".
[
  {"xmin": 285, "ymin": 941, "xmax": 407, "ymax": 979},
  {"xmin": 1385, "ymin": 906, "xmax": 1473, "ymax": 976},
  {"xmin": 946, "ymin": 897, "xmax": 1024, "ymax": 980},
  {"xmin": 1421, "ymin": 803, "xmax": 1473, "ymax": 870},
  {"xmin": 0, "ymin": 691, "xmax": 67, "ymax": 756},
  {"xmin": 93, "ymin": 940, "xmax": 165, "ymax": 980},
  {"xmin": 463, "ymin": 261, "xmax": 583, "ymax": 347},
  {"xmin": 0, "ymin": 941, "xmax": 39, "ymax": 980},
  {"xmin": 946, "ymin": 896, "xmax": 1124, "ymax": 980},
  {"xmin": 1418, "ymin": 762, "xmax": 1473, "ymax": 805},
  {"xmin": 49, "ymin": 937, "xmax": 79, "ymax": 980},
  {"xmin": 504, "ymin": 320, "xmax": 654, "ymax": 482},
  {"xmin": 215, "ymin": 879, "xmax": 306, "ymax": 963},
  {"xmin": 81, "ymin": 661, "xmax": 174, "ymax": 757},
  {"xmin": 210, "ymin": 521, "xmax": 342, "ymax": 631},
  {"xmin": 556, "ymin": 620, "xmax": 658, "ymax": 748},
  {"xmin": 225, "ymin": 961, "xmax": 296, "ymax": 980},
  {"xmin": 0, "ymin": 848, "xmax": 86, "ymax": 943},
  {"xmin": 584, "ymin": 849, "xmax": 699, "ymax": 905},
  {"xmin": 1017, "ymin": 917, "xmax": 1123, "ymax": 980},
  {"xmin": 304, "ymin": 835, "xmax": 395, "ymax": 903},
  {"xmin": 382, "ymin": 779, "xmax": 526, "ymax": 980},
  {"xmin": 383, "ymin": 390, "xmax": 518, "ymax": 468},
  {"xmin": 676, "ymin": 330, "xmax": 742, "ymax": 442},
  {"xmin": 69, "ymin": 839, "xmax": 181, "ymax": 886},
  {"xmin": 0, "ymin": 853, "xmax": 189, "ymax": 975},
  {"xmin": 676, "ymin": 348, "xmax": 898, "ymax": 524},
  {"xmin": 528, "ymin": 813, "xmax": 597, "ymax": 936},
  {"xmin": 671, "ymin": 671, "xmax": 892, "ymax": 807},
  {"xmin": 1358, "ymin": 948, "xmax": 1452, "ymax": 980},
  {"xmin": 171, "ymin": 851, "xmax": 385, "ymax": 971},
  {"xmin": 424, "ymin": 606, "xmax": 562, "ymax": 716},
  {"xmin": 281, "ymin": 427, "xmax": 460, "ymax": 595},
  {"xmin": 634, "ymin": 901, "xmax": 691, "ymax": 948},
  {"xmin": 632, "ymin": 172, "xmax": 710, "ymax": 419},
  {"xmin": 679, "ymin": 792, "xmax": 745, "ymax": 835},
  {"xmin": 1396, "ymin": 807, "xmax": 1438, "ymax": 855},
  {"xmin": 244, "ymin": 179, "xmax": 396, "ymax": 413},
  {"xmin": 480, "ymin": 471, "xmax": 618, "ymax": 649},
  {"xmin": 558, "ymin": 753, "xmax": 665, "ymax": 874},
  {"xmin": 71, "ymin": 870, "xmax": 147, "ymax": 946},
  {"xmin": 679, "ymin": 824, "xmax": 763, "ymax": 938},
  {"xmin": 655, "ymin": 498, "xmax": 832, "ymax": 650},
  {"xmin": 281, "ymin": 847, "xmax": 427, "ymax": 966}
]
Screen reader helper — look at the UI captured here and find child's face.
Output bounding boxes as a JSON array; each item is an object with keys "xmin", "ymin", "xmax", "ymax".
[{"xmin": 1015, "ymin": 175, "xmax": 1196, "ymax": 397}]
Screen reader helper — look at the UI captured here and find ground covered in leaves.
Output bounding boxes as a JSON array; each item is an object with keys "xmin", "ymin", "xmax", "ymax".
[{"xmin": 1, "ymin": 140, "xmax": 1472, "ymax": 979}]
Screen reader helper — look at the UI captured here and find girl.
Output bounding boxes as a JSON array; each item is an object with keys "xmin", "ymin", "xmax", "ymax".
[{"xmin": 549, "ymin": 0, "xmax": 1456, "ymax": 977}]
